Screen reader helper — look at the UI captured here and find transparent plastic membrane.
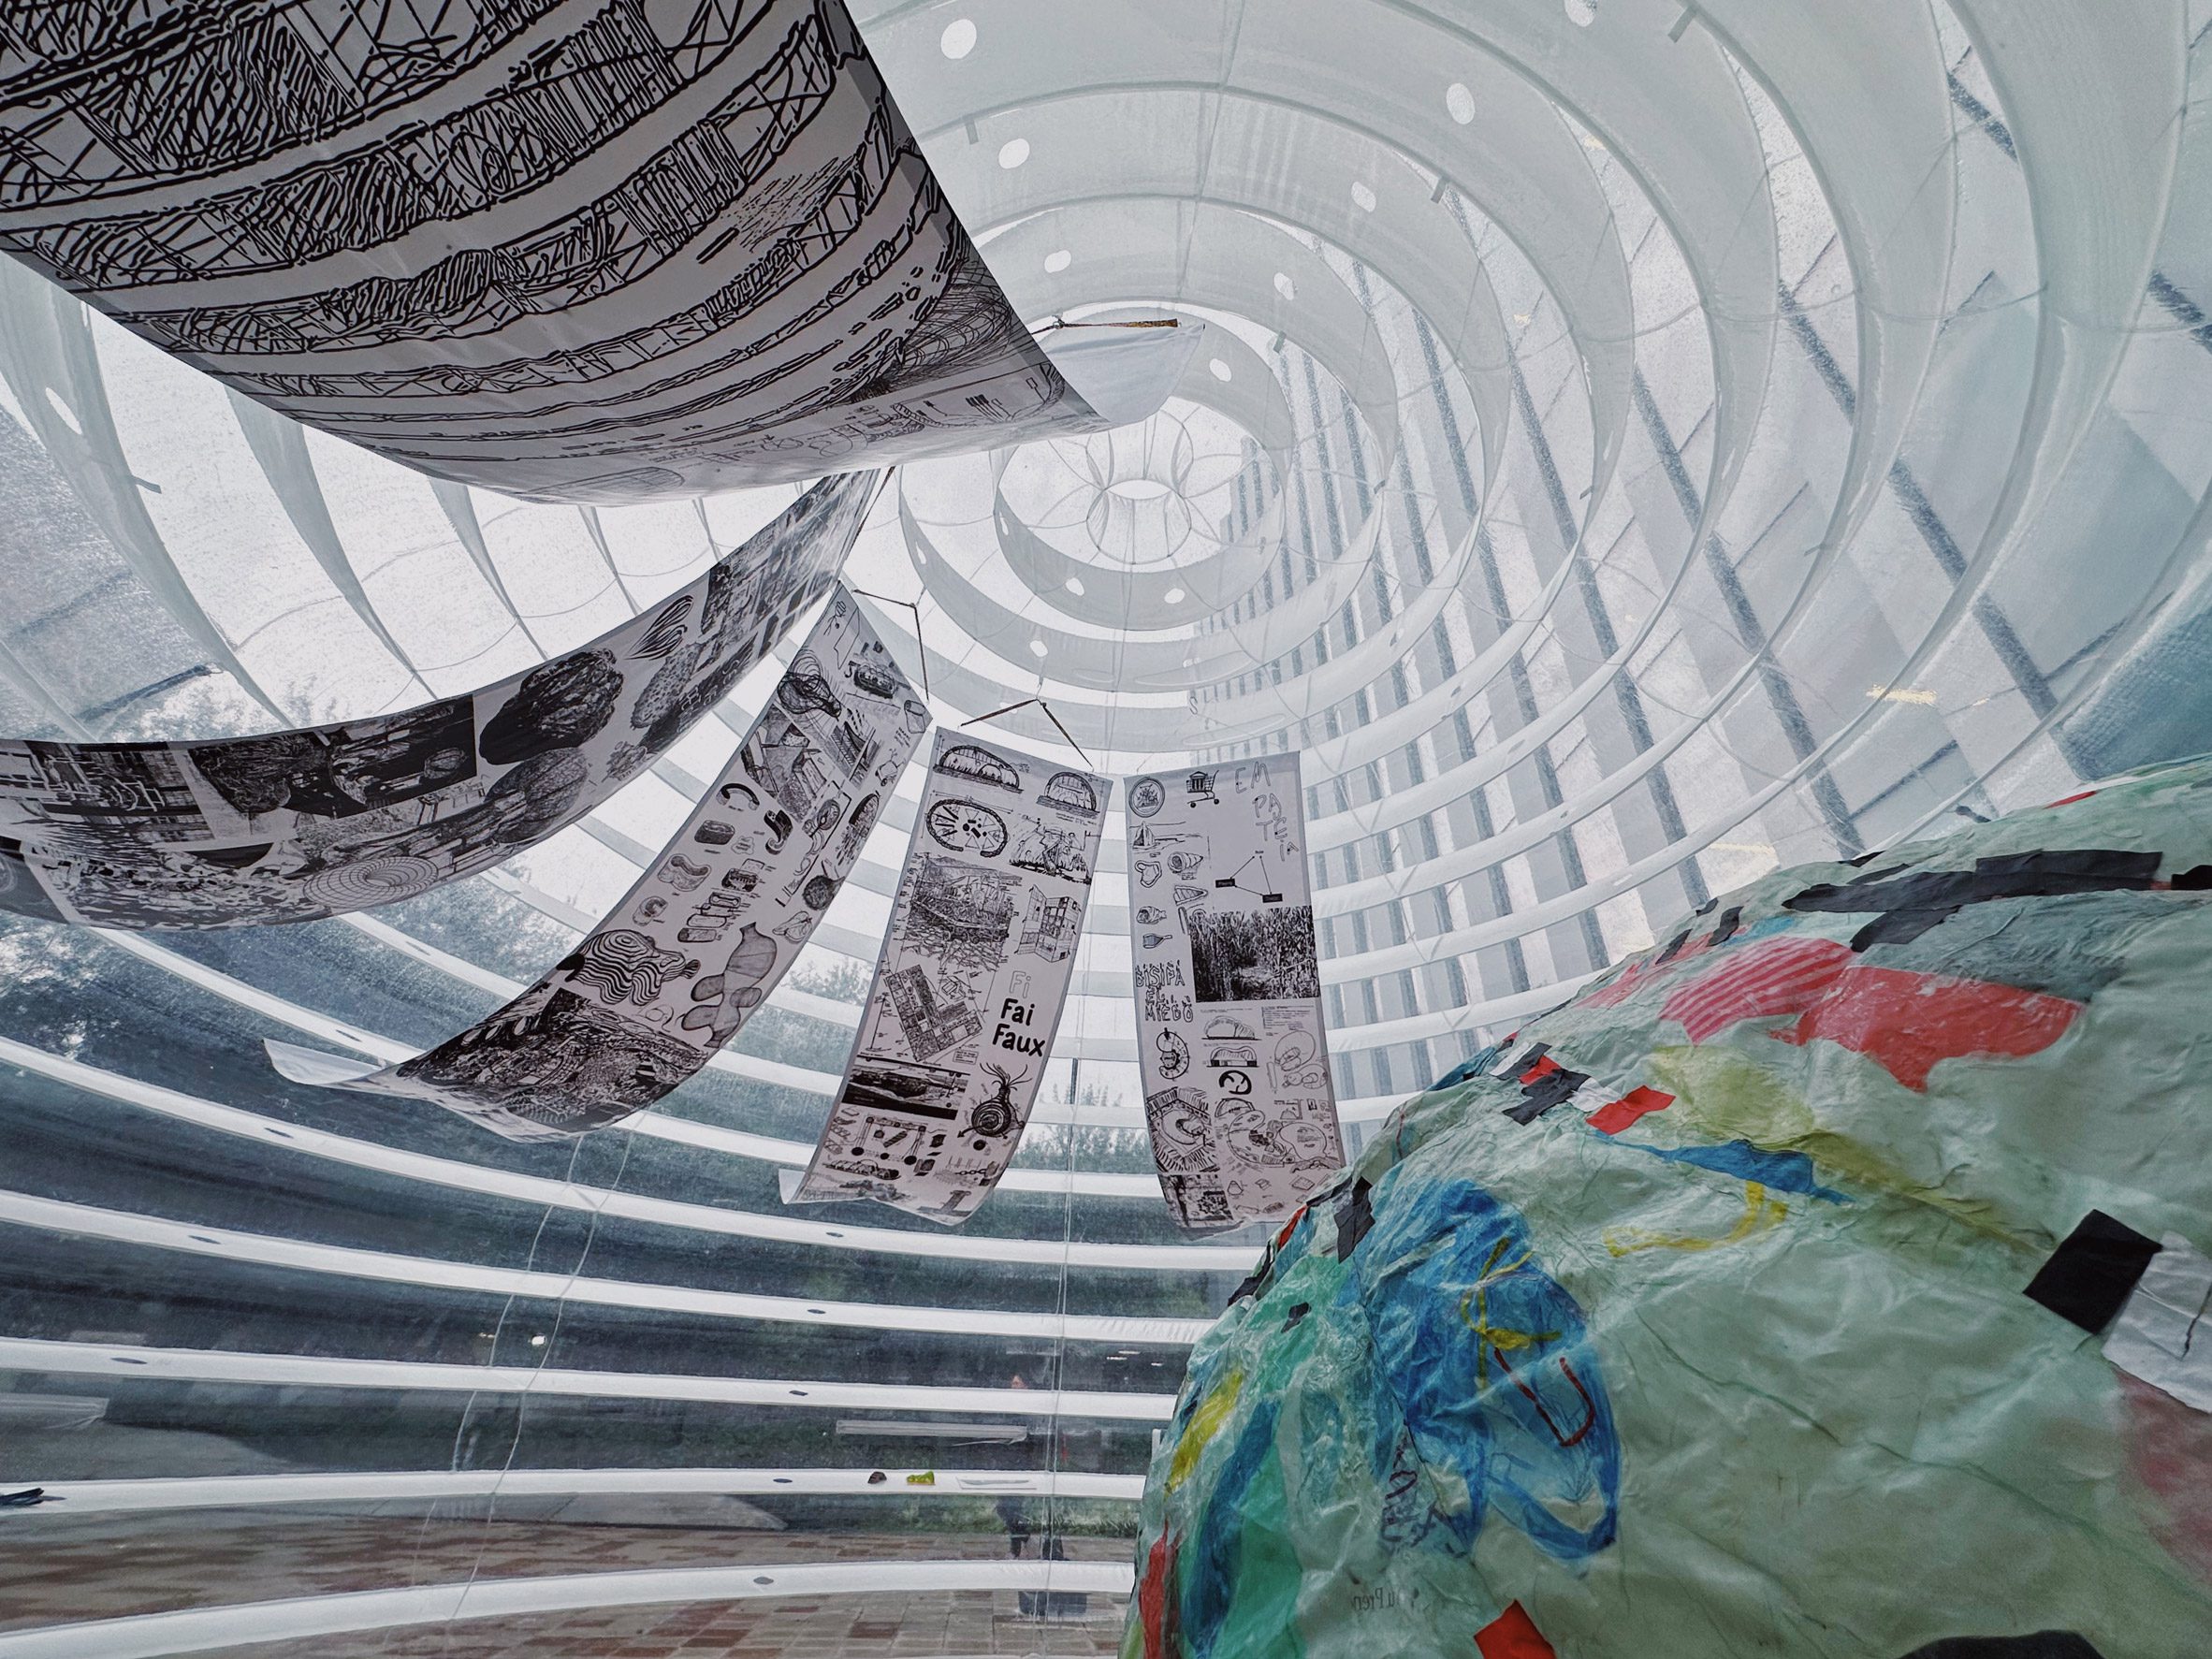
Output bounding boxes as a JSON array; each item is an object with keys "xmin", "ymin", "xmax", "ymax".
[{"xmin": 3, "ymin": 0, "xmax": 2210, "ymax": 1653}]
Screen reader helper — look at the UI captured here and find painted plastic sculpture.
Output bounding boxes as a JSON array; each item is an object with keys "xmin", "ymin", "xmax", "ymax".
[{"xmin": 1127, "ymin": 756, "xmax": 2212, "ymax": 1659}]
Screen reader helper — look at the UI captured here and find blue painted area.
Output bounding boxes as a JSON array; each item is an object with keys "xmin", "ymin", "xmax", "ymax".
[
  {"xmin": 1180, "ymin": 1400, "xmax": 1282, "ymax": 1658},
  {"xmin": 1348, "ymin": 1171, "xmax": 1620, "ymax": 1563},
  {"xmin": 1426, "ymin": 1043, "xmax": 1502, "ymax": 1092},
  {"xmin": 1641, "ymin": 1139, "xmax": 1848, "ymax": 1204}
]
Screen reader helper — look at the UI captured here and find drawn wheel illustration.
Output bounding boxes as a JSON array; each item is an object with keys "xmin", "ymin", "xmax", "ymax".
[
  {"xmin": 925, "ymin": 796, "xmax": 1009, "ymax": 855},
  {"xmin": 968, "ymin": 1097, "xmax": 1019, "ymax": 1138},
  {"xmin": 303, "ymin": 855, "xmax": 443, "ymax": 912}
]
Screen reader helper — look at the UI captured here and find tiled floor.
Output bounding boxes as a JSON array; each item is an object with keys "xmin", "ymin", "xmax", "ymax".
[
  {"xmin": 1, "ymin": 1514, "xmax": 1128, "ymax": 1655},
  {"xmin": 200, "ymin": 1592, "xmax": 1127, "ymax": 1656}
]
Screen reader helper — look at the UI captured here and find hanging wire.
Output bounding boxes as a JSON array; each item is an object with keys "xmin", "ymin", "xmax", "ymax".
[{"xmin": 958, "ymin": 695, "xmax": 1098, "ymax": 768}]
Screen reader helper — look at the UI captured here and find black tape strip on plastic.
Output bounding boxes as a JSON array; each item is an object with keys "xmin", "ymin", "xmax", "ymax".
[{"xmin": 2023, "ymin": 1210, "xmax": 2162, "ymax": 1334}]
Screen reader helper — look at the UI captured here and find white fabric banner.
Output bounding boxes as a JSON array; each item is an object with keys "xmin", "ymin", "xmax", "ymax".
[
  {"xmin": 793, "ymin": 731, "xmax": 1110, "ymax": 1223},
  {"xmin": 0, "ymin": 473, "xmax": 878, "ymax": 931},
  {"xmin": 1125, "ymin": 755, "xmax": 1342, "ymax": 1230},
  {"xmin": 269, "ymin": 588, "xmax": 925, "ymax": 1141},
  {"xmin": 0, "ymin": 2, "xmax": 1116, "ymax": 502}
]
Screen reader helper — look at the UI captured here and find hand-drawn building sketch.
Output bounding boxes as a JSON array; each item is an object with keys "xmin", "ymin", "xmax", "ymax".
[
  {"xmin": 1125, "ymin": 752, "xmax": 1343, "ymax": 1230},
  {"xmin": 0, "ymin": 1, "xmax": 1108, "ymax": 502},
  {"xmin": 0, "ymin": 472, "xmax": 880, "ymax": 931},
  {"xmin": 793, "ymin": 729, "xmax": 1109, "ymax": 1223},
  {"xmin": 268, "ymin": 587, "xmax": 924, "ymax": 1141}
]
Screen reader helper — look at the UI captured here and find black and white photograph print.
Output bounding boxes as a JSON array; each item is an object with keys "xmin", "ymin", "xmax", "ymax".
[
  {"xmin": 840, "ymin": 1056, "xmax": 969, "ymax": 1123},
  {"xmin": 191, "ymin": 698, "xmax": 479, "ymax": 821},
  {"xmin": 1189, "ymin": 903, "xmax": 1323, "ymax": 1003}
]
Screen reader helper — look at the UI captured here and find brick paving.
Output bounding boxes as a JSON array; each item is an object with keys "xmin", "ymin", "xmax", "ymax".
[{"xmin": 0, "ymin": 1515, "xmax": 1129, "ymax": 1656}]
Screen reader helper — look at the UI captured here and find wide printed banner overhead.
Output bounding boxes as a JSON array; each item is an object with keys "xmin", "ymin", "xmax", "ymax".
[
  {"xmin": 793, "ymin": 730, "xmax": 1109, "ymax": 1223},
  {"xmin": 269, "ymin": 587, "xmax": 925, "ymax": 1141},
  {"xmin": 1126, "ymin": 754, "xmax": 1342, "ymax": 1230},
  {"xmin": 0, "ymin": 472, "xmax": 878, "ymax": 929},
  {"xmin": 0, "ymin": 0, "xmax": 1111, "ymax": 502}
]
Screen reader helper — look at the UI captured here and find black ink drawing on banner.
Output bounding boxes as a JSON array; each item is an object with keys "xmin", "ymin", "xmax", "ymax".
[
  {"xmin": 267, "ymin": 587, "xmax": 926, "ymax": 1142},
  {"xmin": 394, "ymin": 986, "xmax": 713, "ymax": 1135},
  {"xmin": 1124, "ymin": 753, "xmax": 1343, "ymax": 1230},
  {"xmin": 0, "ymin": 1, "xmax": 1111, "ymax": 503},
  {"xmin": 1041, "ymin": 771, "xmax": 1103, "ymax": 819},
  {"xmin": 924, "ymin": 797, "xmax": 1010, "ymax": 856},
  {"xmin": 883, "ymin": 965, "xmax": 982, "ymax": 1061},
  {"xmin": 1137, "ymin": 961, "xmax": 1194, "ymax": 1025},
  {"xmin": 1, "ymin": 473, "xmax": 879, "ymax": 932},
  {"xmin": 935, "ymin": 743, "xmax": 1023, "ymax": 793},
  {"xmin": 562, "ymin": 929, "xmax": 696, "ymax": 1010},
  {"xmin": 1146, "ymin": 1086, "xmax": 1218, "ymax": 1173},
  {"xmin": 793, "ymin": 727, "xmax": 1111, "ymax": 1223},
  {"xmin": 1019, "ymin": 891, "xmax": 1081, "ymax": 963},
  {"xmin": 1011, "ymin": 815, "xmax": 1093, "ymax": 885}
]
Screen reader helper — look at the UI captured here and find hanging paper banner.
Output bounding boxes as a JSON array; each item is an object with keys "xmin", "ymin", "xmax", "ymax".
[
  {"xmin": 0, "ymin": 2, "xmax": 1120, "ymax": 503},
  {"xmin": 1126, "ymin": 754, "xmax": 1342, "ymax": 1231},
  {"xmin": 0, "ymin": 473, "xmax": 878, "ymax": 930},
  {"xmin": 268, "ymin": 588, "xmax": 925, "ymax": 1141},
  {"xmin": 792, "ymin": 730, "xmax": 1110, "ymax": 1223}
]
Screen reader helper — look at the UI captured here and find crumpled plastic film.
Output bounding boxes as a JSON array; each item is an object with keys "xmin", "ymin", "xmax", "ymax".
[{"xmin": 1126, "ymin": 754, "xmax": 2212, "ymax": 1658}]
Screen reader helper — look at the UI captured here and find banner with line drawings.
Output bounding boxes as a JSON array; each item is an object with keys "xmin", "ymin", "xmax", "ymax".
[
  {"xmin": 0, "ymin": 1, "xmax": 1112, "ymax": 503},
  {"xmin": 0, "ymin": 472, "xmax": 878, "ymax": 932},
  {"xmin": 268, "ymin": 587, "xmax": 924, "ymax": 1141},
  {"xmin": 792, "ymin": 730, "xmax": 1109, "ymax": 1224},
  {"xmin": 1126, "ymin": 754, "xmax": 1342, "ymax": 1231}
]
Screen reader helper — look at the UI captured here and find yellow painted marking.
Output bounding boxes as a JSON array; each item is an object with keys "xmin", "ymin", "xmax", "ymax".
[
  {"xmin": 1603, "ymin": 1182, "xmax": 1786, "ymax": 1259},
  {"xmin": 1167, "ymin": 1370, "xmax": 1244, "ymax": 1492}
]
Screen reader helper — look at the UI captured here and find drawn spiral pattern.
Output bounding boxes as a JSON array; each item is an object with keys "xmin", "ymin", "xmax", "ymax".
[{"xmin": 300, "ymin": 856, "xmax": 443, "ymax": 913}]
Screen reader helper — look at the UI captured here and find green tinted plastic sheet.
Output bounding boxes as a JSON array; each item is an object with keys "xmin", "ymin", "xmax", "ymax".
[{"xmin": 1126, "ymin": 757, "xmax": 2212, "ymax": 1658}]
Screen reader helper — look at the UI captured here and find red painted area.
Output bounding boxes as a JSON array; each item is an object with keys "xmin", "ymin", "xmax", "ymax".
[
  {"xmin": 1660, "ymin": 937, "xmax": 1854, "ymax": 1041},
  {"xmin": 1519, "ymin": 1054, "xmax": 1563, "ymax": 1084},
  {"xmin": 1138, "ymin": 1531, "xmax": 1174, "ymax": 1659},
  {"xmin": 1587, "ymin": 1085, "xmax": 1674, "ymax": 1135},
  {"xmin": 2045, "ymin": 789, "xmax": 2099, "ymax": 808},
  {"xmin": 2119, "ymin": 1373, "xmax": 2212, "ymax": 1588},
  {"xmin": 1475, "ymin": 1600, "xmax": 1559, "ymax": 1658},
  {"xmin": 1776, "ymin": 964, "xmax": 2081, "ymax": 1089},
  {"xmin": 1581, "ymin": 933, "xmax": 1716, "ymax": 1009}
]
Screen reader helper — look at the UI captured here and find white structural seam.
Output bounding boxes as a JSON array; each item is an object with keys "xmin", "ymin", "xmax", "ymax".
[
  {"xmin": 0, "ymin": 1560, "xmax": 1139, "ymax": 1659},
  {"xmin": 0, "ymin": 1037, "xmax": 1261, "ymax": 1273},
  {"xmin": 24, "ymin": 1467, "xmax": 1146, "ymax": 1515},
  {"xmin": 0, "ymin": 1189, "xmax": 1211, "ymax": 1346},
  {"xmin": 0, "ymin": 1337, "xmax": 1180, "ymax": 1421}
]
